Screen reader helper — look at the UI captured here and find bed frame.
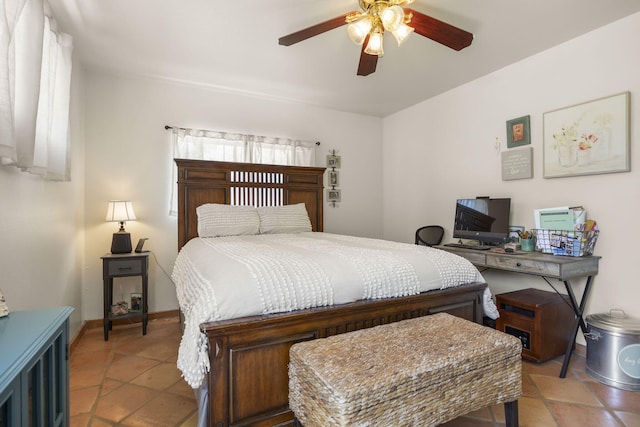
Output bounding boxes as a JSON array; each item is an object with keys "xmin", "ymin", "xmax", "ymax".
[{"xmin": 175, "ymin": 159, "xmax": 487, "ymax": 427}]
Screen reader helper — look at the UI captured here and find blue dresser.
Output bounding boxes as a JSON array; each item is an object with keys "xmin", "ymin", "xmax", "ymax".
[{"xmin": 0, "ymin": 306, "xmax": 73, "ymax": 426}]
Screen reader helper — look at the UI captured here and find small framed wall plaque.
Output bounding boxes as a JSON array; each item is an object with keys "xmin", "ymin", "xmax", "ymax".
[
  {"xmin": 501, "ymin": 146, "xmax": 533, "ymax": 180},
  {"xmin": 506, "ymin": 115, "xmax": 531, "ymax": 148}
]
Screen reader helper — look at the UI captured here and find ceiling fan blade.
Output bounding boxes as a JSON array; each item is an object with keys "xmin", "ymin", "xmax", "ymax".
[
  {"xmin": 357, "ymin": 35, "xmax": 378, "ymax": 76},
  {"xmin": 279, "ymin": 14, "xmax": 352, "ymax": 46},
  {"xmin": 404, "ymin": 8, "xmax": 473, "ymax": 51}
]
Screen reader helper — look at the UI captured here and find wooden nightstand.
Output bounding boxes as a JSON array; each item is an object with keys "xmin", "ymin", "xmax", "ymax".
[{"xmin": 101, "ymin": 252, "xmax": 149, "ymax": 341}]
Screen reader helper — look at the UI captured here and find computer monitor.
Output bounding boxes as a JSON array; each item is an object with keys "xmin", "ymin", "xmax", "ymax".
[{"xmin": 452, "ymin": 198, "xmax": 511, "ymax": 245}]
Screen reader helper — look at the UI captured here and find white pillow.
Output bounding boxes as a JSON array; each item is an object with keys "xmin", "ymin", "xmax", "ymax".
[
  {"xmin": 257, "ymin": 203, "xmax": 312, "ymax": 234},
  {"xmin": 196, "ymin": 204, "xmax": 260, "ymax": 237}
]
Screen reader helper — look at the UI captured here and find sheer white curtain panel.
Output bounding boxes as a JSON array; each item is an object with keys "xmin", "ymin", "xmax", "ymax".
[
  {"xmin": 0, "ymin": 0, "xmax": 73, "ymax": 181},
  {"xmin": 169, "ymin": 127, "xmax": 317, "ymax": 215},
  {"xmin": 0, "ymin": 0, "xmax": 28, "ymax": 159}
]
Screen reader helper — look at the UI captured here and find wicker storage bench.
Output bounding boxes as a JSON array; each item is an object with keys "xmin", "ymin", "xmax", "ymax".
[{"xmin": 289, "ymin": 313, "xmax": 522, "ymax": 427}]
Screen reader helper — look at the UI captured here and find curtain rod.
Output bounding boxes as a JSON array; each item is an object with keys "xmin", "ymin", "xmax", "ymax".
[{"xmin": 164, "ymin": 125, "xmax": 320, "ymax": 145}]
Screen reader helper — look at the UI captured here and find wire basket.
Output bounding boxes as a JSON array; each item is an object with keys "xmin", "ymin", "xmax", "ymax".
[{"xmin": 533, "ymin": 229, "xmax": 599, "ymax": 257}]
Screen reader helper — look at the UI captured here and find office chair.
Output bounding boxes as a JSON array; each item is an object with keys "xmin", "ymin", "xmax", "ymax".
[{"xmin": 415, "ymin": 225, "xmax": 445, "ymax": 247}]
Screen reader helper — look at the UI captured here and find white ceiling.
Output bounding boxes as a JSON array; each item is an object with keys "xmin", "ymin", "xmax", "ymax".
[{"xmin": 48, "ymin": 0, "xmax": 640, "ymax": 117}]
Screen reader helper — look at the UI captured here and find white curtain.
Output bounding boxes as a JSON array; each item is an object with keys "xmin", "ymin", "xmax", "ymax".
[
  {"xmin": 169, "ymin": 127, "xmax": 317, "ymax": 215},
  {"xmin": 0, "ymin": 0, "xmax": 28, "ymax": 158},
  {"xmin": 0, "ymin": 0, "xmax": 73, "ymax": 181}
]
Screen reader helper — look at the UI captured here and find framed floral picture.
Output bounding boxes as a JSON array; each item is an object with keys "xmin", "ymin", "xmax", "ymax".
[
  {"xmin": 543, "ymin": 92, "xmax": 630, "ymax": 178},
  {"xmin": 506, "ymin": 115, "xmax": 530, "ymax": 148}
]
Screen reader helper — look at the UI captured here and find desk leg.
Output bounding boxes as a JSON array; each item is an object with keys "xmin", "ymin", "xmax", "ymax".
[{"xmin": 559, "ymin": 276, "xmax": 594, "ymax": 378}]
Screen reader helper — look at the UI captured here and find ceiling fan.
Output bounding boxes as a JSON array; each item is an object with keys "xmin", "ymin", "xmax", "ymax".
[{"xmin": 278, "ymin": 0, "xmax": 473, "ymax": 76}]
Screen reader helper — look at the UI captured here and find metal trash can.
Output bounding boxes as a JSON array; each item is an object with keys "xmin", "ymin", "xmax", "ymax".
[{"xmin": 585, "ymin": 310, "xmax": 640, "ymax": 391}]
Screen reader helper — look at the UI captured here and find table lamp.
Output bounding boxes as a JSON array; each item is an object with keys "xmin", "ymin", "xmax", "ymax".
[{"xmin": 106, "ymin": 200, "xmax": 136, "ymax": 254}]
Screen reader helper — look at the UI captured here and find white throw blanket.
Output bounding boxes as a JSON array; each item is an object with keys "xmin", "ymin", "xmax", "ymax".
[{"xmin": 172, "ymin": 232, "xmax": 488, "ymax": 389}]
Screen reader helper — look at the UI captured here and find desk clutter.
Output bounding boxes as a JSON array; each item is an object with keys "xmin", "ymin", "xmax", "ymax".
[{"xmin": 531, "ymin": 205, "xmax": 599, "ymax": 257}]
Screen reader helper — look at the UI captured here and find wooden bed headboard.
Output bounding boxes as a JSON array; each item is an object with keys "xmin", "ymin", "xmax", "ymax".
[{"xmin": 175, "ymin": 159, "xmax": 326, "ymax": 249}]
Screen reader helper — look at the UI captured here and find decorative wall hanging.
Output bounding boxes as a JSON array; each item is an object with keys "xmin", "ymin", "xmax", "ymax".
[
  {"xmin": 501, "ymin": 146, "xmax": 533, "ymax": 181},
  {"xmin": 326, "ymin": 150, "xmax": 341, "ymax": 207},
  {"xmin": 543, "ymin": 92, "xmax": 630, "ymax": 178},
  {"xmin": 506, "ymin": 115, "xmax": 531, "ymax": 148}
]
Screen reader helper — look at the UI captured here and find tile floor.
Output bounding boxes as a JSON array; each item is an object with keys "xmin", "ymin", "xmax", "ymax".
[{"xmin": 70, "ymin": 317, "xmax": 640, "ymax": 427}]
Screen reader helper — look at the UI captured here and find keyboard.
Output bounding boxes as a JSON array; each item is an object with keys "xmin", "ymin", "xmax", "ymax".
[{"xmin": 443, "ymin": 243, "xmax": 492, "ymax": 251}]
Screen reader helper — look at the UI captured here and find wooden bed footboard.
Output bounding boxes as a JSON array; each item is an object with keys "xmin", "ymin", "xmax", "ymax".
[{"xmin": 202, "ymin": 282, "xmax": 487, "ymax": 427}]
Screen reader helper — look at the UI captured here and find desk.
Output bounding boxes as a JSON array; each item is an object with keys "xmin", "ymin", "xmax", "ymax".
[
  {"xmin": 101, "ymin": 252, "xmax": 149, "ymax": 341},
  {"xmin": 437, "ymin": 245, "xmax": 600, "ymax": 378}
]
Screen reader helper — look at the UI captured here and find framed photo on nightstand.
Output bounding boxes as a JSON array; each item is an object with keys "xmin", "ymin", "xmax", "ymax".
[{"xmin": 130, "ymin": 293, "xmax": 143, "ymax": 312}]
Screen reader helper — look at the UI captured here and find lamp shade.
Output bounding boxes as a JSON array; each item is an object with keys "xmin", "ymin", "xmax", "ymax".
[
  {"xmin": 106, "ymin": 200, "xmax": 135, "ymax": 254},
  {"xmin": 106, "ymin": 200, "xmax": 136, "ymax": 222}
]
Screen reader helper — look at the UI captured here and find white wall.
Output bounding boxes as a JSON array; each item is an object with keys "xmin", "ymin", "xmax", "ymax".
[
  {"xmin": 82, "ymin": 71, "xmax": 383, "ymax": 321},
  {"xmin": 0, "ymin": 56, "xmax": 85, "ymax": 334},
  {"xmin": 383, "ymin": 12, "xmax": 640, "ymax": 343}
]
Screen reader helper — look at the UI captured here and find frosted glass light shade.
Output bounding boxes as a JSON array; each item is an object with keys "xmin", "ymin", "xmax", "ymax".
[
  {"xmin": 392, "ymin": 23, "xmax": 414, "ymax": 46},
  {"xmin": 364, "ymin": 30, "xmax": 384, "ymax": 56},
  {"xmin": 381, "ymin": 5, "xmax": 404, "ymax": 32},
  {"xmin": 347, "ymin": 16, "xmax": 373, "ymax": 45}
]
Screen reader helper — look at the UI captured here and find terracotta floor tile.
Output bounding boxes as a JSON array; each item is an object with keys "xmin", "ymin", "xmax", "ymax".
[
  {"xmin": 130, "ymin": 362, "xmax": 183, "ymax": 390},
  {"xmin": 166, "ymin": 378, "xmax": 197, "ymax": 399},
  {"xmin": 105, "ymin": 354, "xmax": 161, "ymax": 382},
  {"xmin": 547, "ymin": 401, "xmax": 623, "ymax": 427},
  {"xmin": 518, "ymin": 396, "xmax": 558, "ymax": 426},
  {"xmin": 133, "ymin": 338, "xmax": 181, "ymax": 361},
  {"xmin": 70, "ymin": 317, "xmax": 640, "ymax": 427},
  {"xmin": 101, "ymin": 378, "xmax": 125, "ymax": 396},
  {"xmin": 70, "ymin": 385, "xmax": 100, "ymax": 415},
  {"xmin": 586, "ymin": 381, "xmax": 640, "ymax": 413},
  {"xmin": 530, "ymin": 374, "xmax": 603, "ymax": 406},
  {"xmin": 523, "ymin": 359, "xmax": 578, "ymax": 380},
  {"xmin": 441, "ymin": 417, "xmax": 495, "ymax": 426},
  {"xmin": 179, "ymin": 412, "xmax": 199, "ymax": 427},
  {"xmin": 465, "ymin": 405, "xmax": 493, "ymax": 421},
  {"xmin": 69, "ymin": 364, "xmax": 107, "ymax": 390},
  {"xmin": 121, "ymin": 393, "xmax": 197, "ymax": 427},
  {"xmin": 522, "ymin": 372, "xmax": 541, "ymax": 398},
  {"xmin": 93, "ymin": 383, "xmax": 159, "ymax": 422},
  {"xmin": 70, "ymin": 347, "xmax": 112, "ymax": 368},
  {"xmin": 69, "ymin": 413, "xmax": 91, "ymax": 427},
  {"xmin": 115, "ymin": 336, "xmax": 158, "ymax": 356},
  {"xmin": 615, "ymin": 410, "xmax": 640, "ymax": 427},
  {"xmin": 88, "ymin": 417, "xmax": 115, "ymax": 427}
]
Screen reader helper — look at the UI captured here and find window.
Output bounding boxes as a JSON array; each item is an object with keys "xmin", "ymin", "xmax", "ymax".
[
  {"xmin": 169, "ymin": 127, "xmax": 317, "ymax": 215},
  {"xmin": 0, "ymin": 0, "xmax": 73, "ymax": 181}
]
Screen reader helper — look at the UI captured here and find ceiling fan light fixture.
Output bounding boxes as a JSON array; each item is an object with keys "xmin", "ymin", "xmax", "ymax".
[
  {"xmin": 391, "ymin": 23, "xmax": 414, "ymax": 46},
  {"xmin": 364, "ymin": 29, "xmax": 384, "ymax": 56},
  {"xmin": 380, "ymin": 5, "xmax": 404, "ymax": 32},
  {"xmin": 347, "ymin": 16, "xmax": 373, "ymax": 45}
]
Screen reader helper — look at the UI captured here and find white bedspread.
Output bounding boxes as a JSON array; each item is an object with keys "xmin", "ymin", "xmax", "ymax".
[{"xmin": 171, "ymin": 232, "xmax": 488, "ymax": 389}]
